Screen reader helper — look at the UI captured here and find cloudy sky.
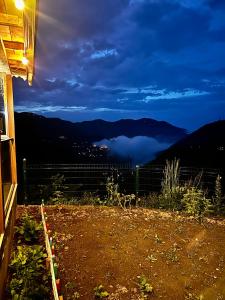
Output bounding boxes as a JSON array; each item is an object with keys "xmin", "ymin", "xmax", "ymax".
[{"xmin": 14, "ymin": 0, "xmax": 225, "ymax": 131}]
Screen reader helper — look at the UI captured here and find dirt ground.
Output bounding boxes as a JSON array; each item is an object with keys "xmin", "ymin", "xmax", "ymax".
[{"xmin": 20, "ymin": 205, "xmax": 225, "ymax": 300}]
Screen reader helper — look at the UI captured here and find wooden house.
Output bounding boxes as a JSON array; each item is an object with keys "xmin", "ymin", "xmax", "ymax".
[{"xmin": 0, "ymin": 0, "xmax": 37, "ymax": 295}]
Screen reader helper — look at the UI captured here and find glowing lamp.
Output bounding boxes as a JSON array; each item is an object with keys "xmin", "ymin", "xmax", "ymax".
[
  {"xmin": 15, "ymin": 0, "xmax": 25, "ymax": 10},
  {"xmin": 22, "ymin": 57, "xmax": 29, "ymax": 65}
]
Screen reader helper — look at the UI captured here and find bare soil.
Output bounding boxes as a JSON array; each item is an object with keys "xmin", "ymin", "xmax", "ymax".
[{"xmin": 20, "ymin": 205, "xmax": 225, "ymax": 300}]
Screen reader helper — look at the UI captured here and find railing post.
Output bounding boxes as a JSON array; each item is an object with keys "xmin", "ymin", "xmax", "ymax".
[
  {"xmin": 135, "ymin": 165, "xmax": 139, "ymax": 196},
  {"xmin": 23, "ymin": 158, "xmax": 28, "ymax": 203}
]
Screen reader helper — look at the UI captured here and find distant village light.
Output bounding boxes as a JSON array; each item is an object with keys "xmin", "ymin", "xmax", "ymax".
[
  {"xmin": 15, "ymin": 0, "xmax": 25, "ymax": 10},
  {"xmin": 22, "ymin": 56, "xmax": 29, "ymax": 65}
]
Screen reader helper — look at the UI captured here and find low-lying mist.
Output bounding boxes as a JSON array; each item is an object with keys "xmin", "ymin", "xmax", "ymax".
[{"xmin": 94, "ymin": 136, "xmax": 171, "ymax": 165}]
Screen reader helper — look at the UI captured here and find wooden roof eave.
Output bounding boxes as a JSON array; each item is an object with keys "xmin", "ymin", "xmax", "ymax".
[{"xmin": 0, "ymin": 0, "xmax": 37, "ymax": 85}]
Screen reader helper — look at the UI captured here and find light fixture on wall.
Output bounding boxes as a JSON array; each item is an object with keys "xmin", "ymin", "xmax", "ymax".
[
  {"xmin": 15, "ymin": 0, "xmax": 25, "ymax": 10},
  {"xmin": 22, "ymin": 56, "xmax": 29, "ymax": 65}
]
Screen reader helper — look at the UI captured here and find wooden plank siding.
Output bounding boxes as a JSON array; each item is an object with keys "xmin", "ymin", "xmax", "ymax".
[{"xmin": 0, "ymin": 0, "xmax": 37, "ymax": 296}]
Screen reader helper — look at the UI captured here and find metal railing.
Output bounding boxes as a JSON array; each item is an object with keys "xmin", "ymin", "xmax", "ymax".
[{"xmin": 19, "ymin": 159, "xmax": 222, "ymax": 204}]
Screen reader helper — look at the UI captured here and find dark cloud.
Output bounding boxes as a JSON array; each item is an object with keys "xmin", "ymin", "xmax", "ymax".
[{"xmin": 13, "ymin": 0, "xmax": 225, "ymax": 130}]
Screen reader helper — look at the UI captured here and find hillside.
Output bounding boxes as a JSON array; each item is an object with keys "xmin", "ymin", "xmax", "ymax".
[
  {"xmin": 15, "ymin": 112, "xmax": 186, "ymax": 163},
  {"xmin": 152, "ymin": 120, "xmax": 225, "ymax": 168}
]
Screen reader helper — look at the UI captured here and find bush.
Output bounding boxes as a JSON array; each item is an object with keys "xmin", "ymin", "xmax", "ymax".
[
  {"xmin": 159, "ymin": 185, "xmax": 187, "ymax": 210},
  {"xmin": 181, "ymin": 187, "xmax": 212, "ymax": 220}
]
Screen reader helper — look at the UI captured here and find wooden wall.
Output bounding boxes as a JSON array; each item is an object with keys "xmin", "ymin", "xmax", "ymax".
[{"xmin": 0, "ymin": 74, "xmax": 17, "ymax": 297}]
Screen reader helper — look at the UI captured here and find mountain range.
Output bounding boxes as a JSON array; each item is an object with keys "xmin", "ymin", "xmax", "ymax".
[{"xmin": 14, "ymin": 112, "xmax": 186, "ymax": 164}]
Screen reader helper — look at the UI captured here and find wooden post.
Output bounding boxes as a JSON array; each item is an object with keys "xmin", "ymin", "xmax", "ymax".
[
  {"xmin": 135, "ymin": 165, "xmax": 139, "ymax": 196},
  {"xmin": 5, "ymin": 75, "xmax": 17, "ymax": 185},
  {"xmin": 23, "ymin": 158, "xmax": 28, "ymax": 203}
]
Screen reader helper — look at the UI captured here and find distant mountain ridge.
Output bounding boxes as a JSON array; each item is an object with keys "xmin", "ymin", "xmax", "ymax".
[
  {"xmin": 152, "ymin": 120, "xmax": 225, "ymax": 168},
  {"xmin": 14, "ymin": 112, "xmax": 187, "ymax": 163},
  {"xmin": 15, "ymin": 112, "xmax": 186, "ymax": 143}
]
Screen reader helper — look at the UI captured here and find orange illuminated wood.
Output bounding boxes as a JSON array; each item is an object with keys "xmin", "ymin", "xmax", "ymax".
[
  {"xmin": 0, "ymin": 12, "xmax": 23, "ymax": 26},
  {"xmin": 0, "ymin": 26, "xmax": 11, "ymax": 43},
  {"xmin": 10, "ymin": 26, "xmax": 23, "ymax": 42},
  {"xmin": 0, "ymin": 38, "xmax": 10, "ymax": 74},
  {"xmin": 0, "ymin": 27, "xmax": 24, "ymax": 43},
  {"xmin": 0, "ymin": 0, "xmax": 6, "ymax": 13},
  {"xmin": 3, "ymin": 40, "xmax": 24, "ymax": 50},
  {"xmin": 0, "ymin": 0, "xmax": 37, "ymax": 84},
  {"xmin": 5, "ymin": 75, "xmax": 17, "ymax": 183}
]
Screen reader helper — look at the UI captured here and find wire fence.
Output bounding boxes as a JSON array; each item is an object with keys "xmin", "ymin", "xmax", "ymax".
[{"xmin": 20, "ymin": 159, "xmax": 223, "ymax": 204}]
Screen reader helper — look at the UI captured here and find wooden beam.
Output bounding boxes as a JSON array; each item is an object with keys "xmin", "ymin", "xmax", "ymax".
[
  {"xmin": 0, "ymin": 13, "xmax": 23, "ymax": 27},
  {"xmin": 3, "ymin": 40, "xmax": 24, "ymax": 50},
  {"xmin": 0, "ymin": 25, "xmax": 24, "ymax": 43},
  {"xmin": 0, "ymin": 38, "xmax": 10, "ymax": 74}
]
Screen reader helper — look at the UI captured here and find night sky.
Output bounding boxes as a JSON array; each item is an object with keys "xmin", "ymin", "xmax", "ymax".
[{"xmin": 14, "ymin": 0, "xmax": 225, "ymax": 131}]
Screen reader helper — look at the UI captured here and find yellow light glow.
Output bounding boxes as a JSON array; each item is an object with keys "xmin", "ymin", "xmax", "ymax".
[
  {"xmin": 15, "ymin": 0, "xmax": 25, "ymax": 10},
  {"xmin": 22, "ymin": 57, "xmax": 29, "ymax": 65}
]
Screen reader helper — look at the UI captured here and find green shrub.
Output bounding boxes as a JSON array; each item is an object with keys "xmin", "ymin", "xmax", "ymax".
[
  {"xmin": 159, "ymin": 185, "xmax": 187, "ymax": 210},
  {"xmin": 181, "ymin": 187, "xmax": 212, "ymax": 220}
]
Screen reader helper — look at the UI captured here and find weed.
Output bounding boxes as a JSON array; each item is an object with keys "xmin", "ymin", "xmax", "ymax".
[
  {"xmin": 138, "ymin": 275, "xmax": 153, "ymax": 298},
  {"xmin": 67, "ymin": 291, "xmax": 80, "ymax": 300},
  {"xmin": 154, "ymin": 234, "xmax": 163, "ymax": 244},
  {"xmin": 40, "ymin": 173, "xmax": 68, "ymax": 204},
  {"xmin": 65, "ymin": 281, "xmax": 76, "ymax": 290},
  {"xmin": 146, "ymin": 254, "xmax": 157, "ymax": 262},
  {"xmin": 72, "ymin": 292, "xmax": 80, "ymax": 299},
  {"xmin": 140, "ymin": 193, "xmax": 160, "ymax": 208},
  {"xmin": 161, "ymin": 159, "xmax": 181, "ymax": 210},
  {"xmin": 118, "ymin": 193, "xmax": 136, "ymax": 209},
  {"xmin": 106, "ymin": 175, "xmax": 120, "ymax": 205},
  {"xmin": 165, "ymin": 244, "xmax": 179, "ymax": 262},
  {"xmin": 185, "ymin": 292, "xmax": 204, "ymax": 300},
  {"xmin": 213, "ymin": 175, "xmax": 225, "ymax": 214},
  {"xmin": 94, "ymin": 285, "xmax": 109, "ymax": 299}
]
